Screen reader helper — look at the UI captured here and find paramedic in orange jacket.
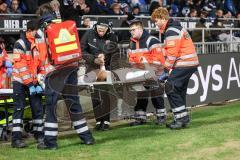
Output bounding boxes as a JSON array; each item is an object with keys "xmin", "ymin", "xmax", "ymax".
[
  {"xmin": 35, "ymin": 7, "xmax": 94, "ymax": 150},
  {"xmin": 0, "ymin": 37, "xmax": 12, "ymax": 89},
  {"xmin": 128, "ymin": 19, "xmax": 166, "ymax": 126},
  {"xmin": 151, "ymin": 7, "xmax": 199, "ymax": 129},
  {"xmin": 11, "ymin": 20, "xmax": 44, "ymax": 148}
]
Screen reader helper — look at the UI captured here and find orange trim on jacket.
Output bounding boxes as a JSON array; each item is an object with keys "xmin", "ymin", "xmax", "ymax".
[{"xmin": 12, "ymin": 33, "xmax": 40, "ymax": 85}]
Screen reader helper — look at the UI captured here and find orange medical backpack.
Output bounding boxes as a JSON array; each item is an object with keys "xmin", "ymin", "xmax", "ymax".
[{"xmin": 45, "ymin": 20, "xmax": 82, "ymax": 65}]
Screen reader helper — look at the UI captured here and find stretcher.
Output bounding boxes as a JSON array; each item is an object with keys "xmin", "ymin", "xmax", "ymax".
[
  {"xmin": 0, "ymin": 89, "xmax": 41, "ymax": 141},
  {"xmin": 0, "ymin": 89, "xmax": 13, "ymax": 140},
  {"xmin": 46, "ymin": 60, "xmax": 166, "ymax": 108}
]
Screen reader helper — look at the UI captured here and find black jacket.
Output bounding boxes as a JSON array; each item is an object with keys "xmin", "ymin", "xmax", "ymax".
[{"xmin": 81, "ymin": 29, "xmax": 118, "ymax": 70}]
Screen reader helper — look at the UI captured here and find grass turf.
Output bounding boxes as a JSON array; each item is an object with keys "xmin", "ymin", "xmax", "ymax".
[{"xmin": 0, "ymin": 102, "xmax": 240, "ymax": 160}]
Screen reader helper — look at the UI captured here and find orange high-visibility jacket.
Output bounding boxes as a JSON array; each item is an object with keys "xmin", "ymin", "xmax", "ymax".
[
  {"xmin": 0, "ymin": 49, "xmax": 10, "ymax": 88},
  {"xmin": 35, "ymin": 28, "xmax": 55, "ymax": 76},
  {"xmin": 161, "ymin": 19, "xmax": 199, "ymax": 70},
  {"xmin": 128, "ymin": 30, "xmax": 165, "ymax": 66},
  {"xmin": 12, "ymin": 33, "xmax": 42, "ymax": 86}
]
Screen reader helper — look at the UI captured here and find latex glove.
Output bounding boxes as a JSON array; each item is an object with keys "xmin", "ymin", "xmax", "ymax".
[
  {"xmin": 5, "ymin": 60, "xmax": 12, "ymax": 68},
  {"xmin": 6, "ymin": 67, "xmax": 12, "ymax": 77},
  {"xmin": 35, "ymin": 85, "xmax": 43, "ymax": 94},
  {"xmin": 159, "ymin": 71, "xmax": 169, "ymax": 82},
  {"xmin": 29, "ymin": 86, "xmax": 37, "ymax": 95}
]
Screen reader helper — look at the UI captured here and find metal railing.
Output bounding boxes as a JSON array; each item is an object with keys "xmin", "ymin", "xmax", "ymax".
[
  {"xmin": 0, "ymin": 13, "xmax": 238, "ymax": 21},
  {"xmin": 194, "ymin": 41, "xmax": 240, "ymax": 54},
  {"xmin": 1, "ymin": 27, "xmax": 240, "ymax": 54},
  {"xmin": 118, "ymin": 41, "xmax": 240, "ymax": 55}
]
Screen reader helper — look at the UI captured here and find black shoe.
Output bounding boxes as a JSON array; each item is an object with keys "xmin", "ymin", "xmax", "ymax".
[
  {"xmin": 101, "ymin": 121, "xmax": 110, "ymax": 131},
  {"xmin": 95, "ymin": 122, "xmax": 102, "ymax": 131},
  {"xmin": 155, "ymin": 116, "xmax": 166, "ymax": 125},
  {"xmin": 11, "ymin": 140, "xmax": 27, "ymax": 148},
  {"xmin": 166, "ymin": 116, "xmax": 190, "ymax": 129},
  {"xmin": 82, "ymin": 136, "xmax": 95, "ymax": 145},
  {"xmin": 37, "ymin": 142, "xmax": 57, "ymax": 150},
  {"xmin": 36, "ymin": 137, "xmax": 44, "ymax": 144},
  {"xmin": 129, "ymin": 120, "xmax": 146, "ymax": 126}
]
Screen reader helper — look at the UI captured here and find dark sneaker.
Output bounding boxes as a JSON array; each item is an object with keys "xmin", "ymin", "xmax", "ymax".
[
  {"xmin": 95, "ymin": 122, "xmax": 102, "ymax": 131},
  {"xmin": 101, "ymin": 121, "xmax": 110, "ymax": 131},
  {"xmin": 155, "ymin": 116, "xmax": 166, "ymax": 125},
  {"xmin": 81, "ymin": 135, "xmax": 95, "ymax": 145},
  {"xmin": 11, "ymin": 140, "xmax": 27, "ymax": 148},
  {"xmin": 166, "ymin": 116, "xmax": 190, "ymax": 129},
  {"xmin": 37, "ymin": 142, "xmax": 57, "ymax": 150}
]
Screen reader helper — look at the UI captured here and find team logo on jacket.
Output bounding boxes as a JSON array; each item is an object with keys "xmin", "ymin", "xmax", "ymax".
[{"xmin": 93, "ymin": 39, "xmax": 97, "ymax": 42}]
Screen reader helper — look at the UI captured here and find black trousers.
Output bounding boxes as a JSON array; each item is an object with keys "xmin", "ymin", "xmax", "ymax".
[
  {"xmin": 12, "ymin": 81, "xmax": 44, "ymax": 142},
  {"xmin": 134, "ymin": 85, "xmax": 166, "ymax": 117},
  {"xmin": 166, "ymin": 67, "xmax": 197, "ymax": 120},
  {"xmin": 135, "ymin": 96, "xmax": 165, "ymax": 112},
  {"xmin": 91, "ymin": 86, "xmax": 117, "ymax": 123},
  {"xmin": 43, "ymin": 68, "xmax": 92, "ymax": 147}
]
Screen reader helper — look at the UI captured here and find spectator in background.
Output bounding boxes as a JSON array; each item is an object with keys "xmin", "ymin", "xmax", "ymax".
[
  {"xmin": 202, "ymin": 0, "xmax": 216, "ymax": 17},
  {"xmin": 149, "ymin": 0, "xmax": 164, "ymax": 15},
  {"xmin": 169, "ymin": 3, "xmax": 179, "ymax": 17},
  {"xmin": 8, "ymin": 0, "xmax": 22, "ymax": 13},
  {"xmin": 234, "ymin": 12, "xmax": 240, "ymax": 27},
  {"xmin": 83, "ymin": 0, "xmax": 99, "ymax": 15},
  {"xmin": 210, "ymin": 18, "xmax": 225, "ymax": 41},
  {"xmin": 5, "ymin": 0, "xmax": 26, "ymax": 13},
  {"xmin": 117, "ymin": 13, "xmax": 136, "ymax": 42},
  {"xmin": 121, "ymin": 3, "xmax": 130, "ymax": 14},
  {"xmin": 180, "ymin": 0, "xmax": 193, "ymax": 17},
  {"xmin": 22, "ymin": 0, "xmax": 38, "ymax": 13},
  {"xmin": 193, "ymin": 0, "xmax": 202, "ymax": 15},
  {"xmin": 191, "ymin": 10, "xmax": 209, "ymax": 42},
  {"xmin": 234, "ymin": 12, "xmax": 240, "ymax": 37},
  {"xmin": 60, "ymin": 0, "xmax": 90, "ymax": 26},
  {"xmin": 132, "ymin": 5, "xmax": 140, "ymax": 15},
  {"xmin": 77, "ymin": 0, "xmax": 91, "ymax": 15},
  {"xmin": 95, "ymin": 0, "xmax": 112, "ymax": 14},
  {"xmin": 0, "ymin": 2, "xmax": 8, "ymax": 13},
  {"xmin": 199, "ymin": 10, "xmax": 209, "ymax": 19},
  {"xmin": 78, "ymin": 17, "xmax": 91, "ymax": 38},
  {"xmin": 192, "ymin": 18, "xmax": 210, "ymax": 42},
  {"xmin": 215, "ymin": 9, "xmax": 224, "ymax": 18},
  {"xmin": 50, "ymin": 0, "xmax": 62, "ymax": 19},
  {"xmin": 222, "ymin": 10, "xmax": 235, "ymax": 27},
  {"xmin": 110, "ymin": 3, "xmax": 122, "ymax": 15},
  {"xmin": 130, "ymin": 0, "xmax": 148, "ymax": 13},
  {"xmin": 223, "ymin": 10, "xmax": 233, "ymax": 18},
  {"xmin": 189, "ymin": 8, "xmax": 197, "ymax": 19}
]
